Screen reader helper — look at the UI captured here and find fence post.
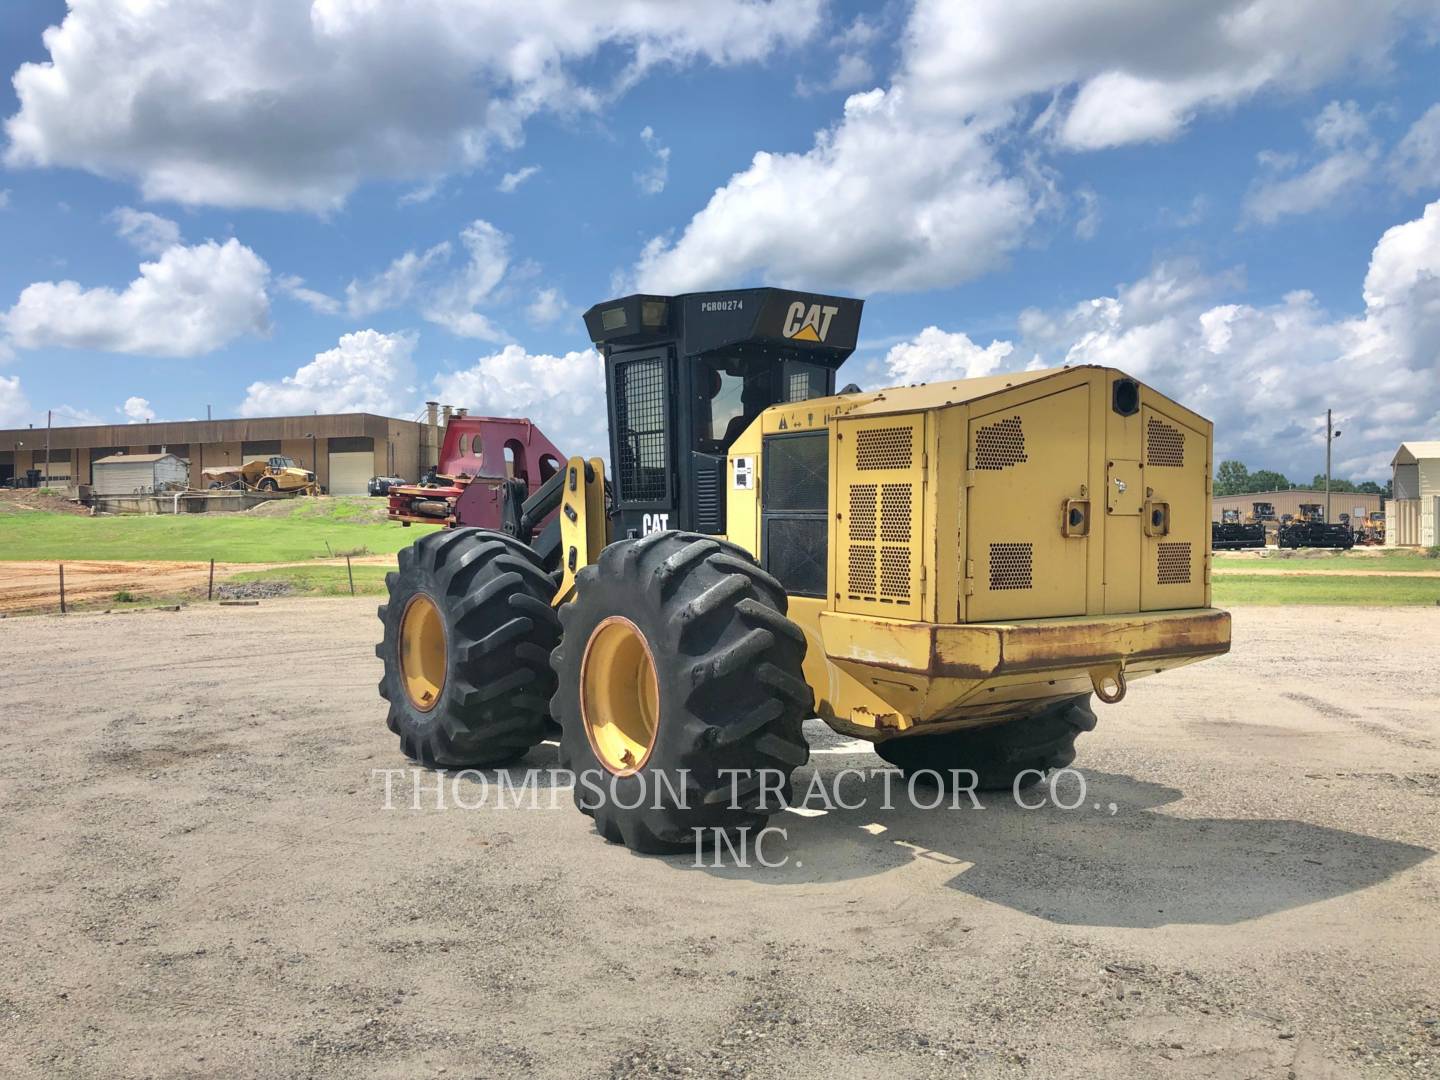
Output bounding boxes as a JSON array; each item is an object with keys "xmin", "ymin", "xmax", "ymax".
[
  {"xmin": 59, "ymin": 563, "xmax": 66, "ymax": 614},
  {"xmin": 208, "ymin": 558, "xmax": 215, "ymax": 601},
  {"xmin": 346, "ymin": 554, "xmax": 355, "ymax": 596}
]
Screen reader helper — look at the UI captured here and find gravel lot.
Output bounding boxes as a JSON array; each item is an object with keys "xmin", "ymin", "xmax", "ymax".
[{"xmin": 1, "ymin": 600, "xmax": 1436, "ymax": 1078}]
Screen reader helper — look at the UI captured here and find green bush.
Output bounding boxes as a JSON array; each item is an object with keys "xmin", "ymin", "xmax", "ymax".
[{"xmin": 1425, "ymin": 546, "xmax": 1440, "ymax": 560}]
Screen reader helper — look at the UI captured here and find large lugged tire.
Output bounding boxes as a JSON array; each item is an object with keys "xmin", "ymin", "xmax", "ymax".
[
  {"xmin": 377, "ymin": 528, "xmax": 559, "ymax": 767},
  {"xmin": 551, "ymin": 532, "xmax": 812, "ymax": 854},
  {"xmin": 875, "ymin": 695, "xmax": 1098, "ymax": 791}
]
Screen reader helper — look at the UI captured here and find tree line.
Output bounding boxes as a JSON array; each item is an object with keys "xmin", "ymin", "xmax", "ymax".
[{"xmin": 1214, "ymin": 460, "xmax": 1391, "ymax": 498}]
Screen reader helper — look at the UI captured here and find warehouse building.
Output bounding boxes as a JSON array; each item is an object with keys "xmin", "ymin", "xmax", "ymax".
[
  {"xmin": 1389, "ymin": 441, "xmax": 1440, "ymax": 547},
  {"xmin": 0, "ymin": 410, "xmax": 437, "ymax": 496},
  {"xmin": 1212, "ymin": 488, "xmax": 1383, "ymax": 523}
]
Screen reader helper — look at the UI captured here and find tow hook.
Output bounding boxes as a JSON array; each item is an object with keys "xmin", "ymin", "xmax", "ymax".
[{"xmin": 1091, "ymin": 665, "xmax": 1127, "ymax": 704}]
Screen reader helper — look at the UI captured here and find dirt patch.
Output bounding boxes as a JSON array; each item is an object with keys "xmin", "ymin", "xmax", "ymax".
[
  {"xmin": 0, "ymin": 488, "xmax": 90, "ymax": 515},
  {"xmin": 0, "ymin": 601, "xmax": 1436, "ymax": 1078},
  {"xmin": 0, "ymin": 560, "xmax": 219, "ymax": 613}
]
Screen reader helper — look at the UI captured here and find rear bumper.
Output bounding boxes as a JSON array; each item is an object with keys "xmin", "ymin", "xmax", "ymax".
[{"xmin": 819, "ymin": 607, "xmax": 1232, "ymax": 681}]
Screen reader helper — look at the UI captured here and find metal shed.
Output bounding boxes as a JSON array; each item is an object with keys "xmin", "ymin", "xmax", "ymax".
[
  {"xmin": 1388, "ymin": 441, "xmax": 1440, "ymax": 547},
  {"xmin": 91, "ymin": 452, "xmax": 190, "ymax": 496}
]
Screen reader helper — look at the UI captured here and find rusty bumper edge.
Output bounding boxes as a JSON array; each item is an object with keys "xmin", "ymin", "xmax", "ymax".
[
  {"xmin": 822, "ymin": 608, "xmax": 1232, "ymax": 681},
  {"xmin": 934, "ymin": 608, "xmax": 1232, "ymax": 679}
]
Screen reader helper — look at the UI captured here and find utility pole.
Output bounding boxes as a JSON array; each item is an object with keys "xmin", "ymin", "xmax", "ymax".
[
  {"xmin": 45, "ymin": 409, "xmax": 51, "ymax": 486},
  {"xmin": 1324, "ymin": 409, "xmax": 1343, "ymax": 522}
]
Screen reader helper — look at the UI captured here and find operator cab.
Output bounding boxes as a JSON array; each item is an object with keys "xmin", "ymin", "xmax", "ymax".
[{"xmin": 584, "ymin": 288, "xmax": 862, "ymax": 538}]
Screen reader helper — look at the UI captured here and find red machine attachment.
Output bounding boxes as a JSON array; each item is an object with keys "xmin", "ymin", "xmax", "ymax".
[{"xmin": 388, "ymin": 415, "xmax": 565, "ymax": 530}]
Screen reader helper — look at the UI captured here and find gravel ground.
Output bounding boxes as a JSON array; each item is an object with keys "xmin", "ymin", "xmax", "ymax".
[{"xmin": 0, "ymin": 600, "xmax": 1436, "ymax": 1079}]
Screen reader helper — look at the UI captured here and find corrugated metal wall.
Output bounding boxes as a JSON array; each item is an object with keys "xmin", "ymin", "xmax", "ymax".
[
  {"xmin": 1211, "ymin": 489, "xmax": 1383, "ymax": 522},
  {"xmin": 93, "ymin": 460, "xmax": 153, "ymax": 495},
  {"xmin": 1388, "ymin": 500, "xmax": 1422, "ymax": 546},
  {"xmin": 155, "ymin": 457, "xmax": 189, "ymax": 490},
  {"xmin": 93, "ymin": 456, "xmax": 189, "ymax": 495}
]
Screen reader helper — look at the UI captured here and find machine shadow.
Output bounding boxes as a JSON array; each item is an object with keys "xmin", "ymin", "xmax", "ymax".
[{"xmin": 676, "ymin": 763, "xmax": 1434, "ymax": 929}]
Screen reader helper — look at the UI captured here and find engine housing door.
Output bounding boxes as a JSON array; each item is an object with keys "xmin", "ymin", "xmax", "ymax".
[{"xmin": 965, "ymin": 385, "xmax": 1090, "ymax": 622}]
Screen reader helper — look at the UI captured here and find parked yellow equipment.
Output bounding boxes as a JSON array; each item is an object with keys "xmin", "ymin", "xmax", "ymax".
[
  {"xmin": 377, "ymin": 289, "xmax": 1231, "ymax": 853},
  {"xmin": 202, "ymin": 455, "xmax": 318, "ymax": 494}
]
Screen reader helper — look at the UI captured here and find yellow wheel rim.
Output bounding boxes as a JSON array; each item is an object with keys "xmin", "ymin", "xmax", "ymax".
[
  {"xmin": 580, "ymin": 616, "xmax": 661, "ymax": 775},
  {"xmin": 399, "ymin": 593, "xmax": 447, "ymax": 712}
]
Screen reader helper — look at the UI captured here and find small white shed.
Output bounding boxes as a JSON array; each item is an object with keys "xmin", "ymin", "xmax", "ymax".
[
  {"xmin": 92, "ymin": 452, "xmax": 190, "ymax": 496},
  {"xmin": 1389, "ymin": 441, "xmax": 1440, "ymax": 547}
]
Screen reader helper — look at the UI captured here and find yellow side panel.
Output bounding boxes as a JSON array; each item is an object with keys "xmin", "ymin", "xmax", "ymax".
[
  {"xmin": 833, "ymin": 414, "xmax": 925, "ymax": 621},
  {"xmin": 1140, "ymin": 406, "xmax": 1208, "ymax": 611},
  {"xmin": 966, "ymin": 385, "xmax": 1090, "ymax": 621}
]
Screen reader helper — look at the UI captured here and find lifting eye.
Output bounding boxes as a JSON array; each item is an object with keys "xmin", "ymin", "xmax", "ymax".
[{"xmin": 1112, "ymin": 377, "xmax": 1140, "ymax": 417}]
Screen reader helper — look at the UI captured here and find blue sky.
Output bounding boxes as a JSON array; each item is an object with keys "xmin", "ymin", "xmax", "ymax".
[{"xmin": 1, "ymin": 0, "xmax": 1437, "ymax": 481}]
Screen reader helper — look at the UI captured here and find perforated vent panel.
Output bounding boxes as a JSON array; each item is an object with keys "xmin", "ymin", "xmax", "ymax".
[
  {"xmin": 880, "ymin": 484, "xmax": 910, "ymax": 542},
  {"xmin": 989, "ymin": 543, "xmax": 1034, "ymax": 591},
  {"xmin": 1157, "ymin": 542, "xmax": 1192, "ymax": 585},
  {"xmin": 1146, "ymin": 417, "xmax": 1185, "ymax": 468},
  {"xmin": 975, "ymin": 416, "xmax": 1028, "ymax": 470},
  {"xmin": 880, "ymin": 548, "xmax": 910, "ymax": 598},
  {"xmin": 848, "ymin": 485, "xmax": 876, "ymax": 540},
  {"xmin": 848, "ymin": 547, "xmax": 876, "ymax": 596},
  {"xmin": 855, "ymin": 428, "xmax": 913, "ymax": 470}
]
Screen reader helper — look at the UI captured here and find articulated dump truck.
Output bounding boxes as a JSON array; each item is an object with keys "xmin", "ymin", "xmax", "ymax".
[{"xmin": 376, "ymin": 288, "xmax": 1231, "ymax": 853}]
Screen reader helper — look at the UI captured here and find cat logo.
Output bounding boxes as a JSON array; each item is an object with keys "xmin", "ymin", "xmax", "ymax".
[{"xmin": 782, "ymin": 300, "xmax": 839, "ymax": 343}]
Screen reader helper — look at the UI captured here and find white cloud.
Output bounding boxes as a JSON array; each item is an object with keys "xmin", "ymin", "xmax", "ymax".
[
  {"xmin": 239, "ymin": 330, "xmax": 416, "ymax": 417},
  {"xmin": 634, "ymin": 83, "xmax": 1036, "ymax": 294},
  {"xmin": 1391, "ymin": 103, "xmax": 1440, "ymax": 194},
  {"xmin": 121, "ymin": 396, "xmax": 153, "ymax": 423},
  {"xmin": 837, "ymin": 14, "xmax": 881, "ymax": 49},
  {"xmin": 1243, "ymin": 101, "xmax": 1378, "ymax": 225},
  {"xmin": 635, "ymin": 127, "xmax": 670, "ymax": 195},
  {"xmin": 883, "ymin": 327, "xmax": 1015, "ymax": 384},
  {"xmin": 1074, "ymin": 187, "xmax": 1101, "ymax": 240},
  {"xmin": 1014, "ymin": 203, "xmax": 1440, "ymax": 479},
  {"xmin": 796, "ymin": 52, "xmax": 876, "ymax": 97},
  {"xmin": 635, "ymin": 0, "xmax": 1431, "ymax": 294},
  {"xmin": 1160, "ymin": 194, "xmax": 1210, "ymax": 229},
  {"xmin": 110, "ymin": 207, "xmax": 181, "ymax": 255},
  {"xmin": 526, "ymin": 287, "xmax": 569, "ymax": 326},
  {"xmin": 419, "ymin": 221, "xmax": 510, "ymax": 340},
  {"xmin": 903, "ymin": 0, "xmax": 1435, "ymax": 151},
  {"xmin": 2, "ymin": 239, "xmax": 271, "ymax": 358},
  {"xmin": 278, "ymin": 219, "xmax": 522, "ymax": 339},
  {"xmin": 0, "ymin": 373, "xmax": 30, "ymax": 426},
  {"xmin": 345, "ymin": 244, "xmax": 452, "ymax": 317},
  {"xmin": 498, "ymin": 165, "xmax": 541, "ymax": 193},
  {"xmin": 873, "ymin": 200, "xmax": 1440, "ymax": 480},
  {"xmin": 433, "ymin": 345, "xmax": 608, "ymax": 458},
  {"xmin": 277, "ymin": 274, "xmax": 343, "ymax": 316},
  {"xmin": 3, "ymin": 0, "xmax": 823, "ymax": 211}
]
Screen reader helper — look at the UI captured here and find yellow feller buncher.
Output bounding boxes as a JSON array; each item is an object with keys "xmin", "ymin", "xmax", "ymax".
[{"xmin": 376, "ymin": 289, "xmax": 1232, "ymax": 853}]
